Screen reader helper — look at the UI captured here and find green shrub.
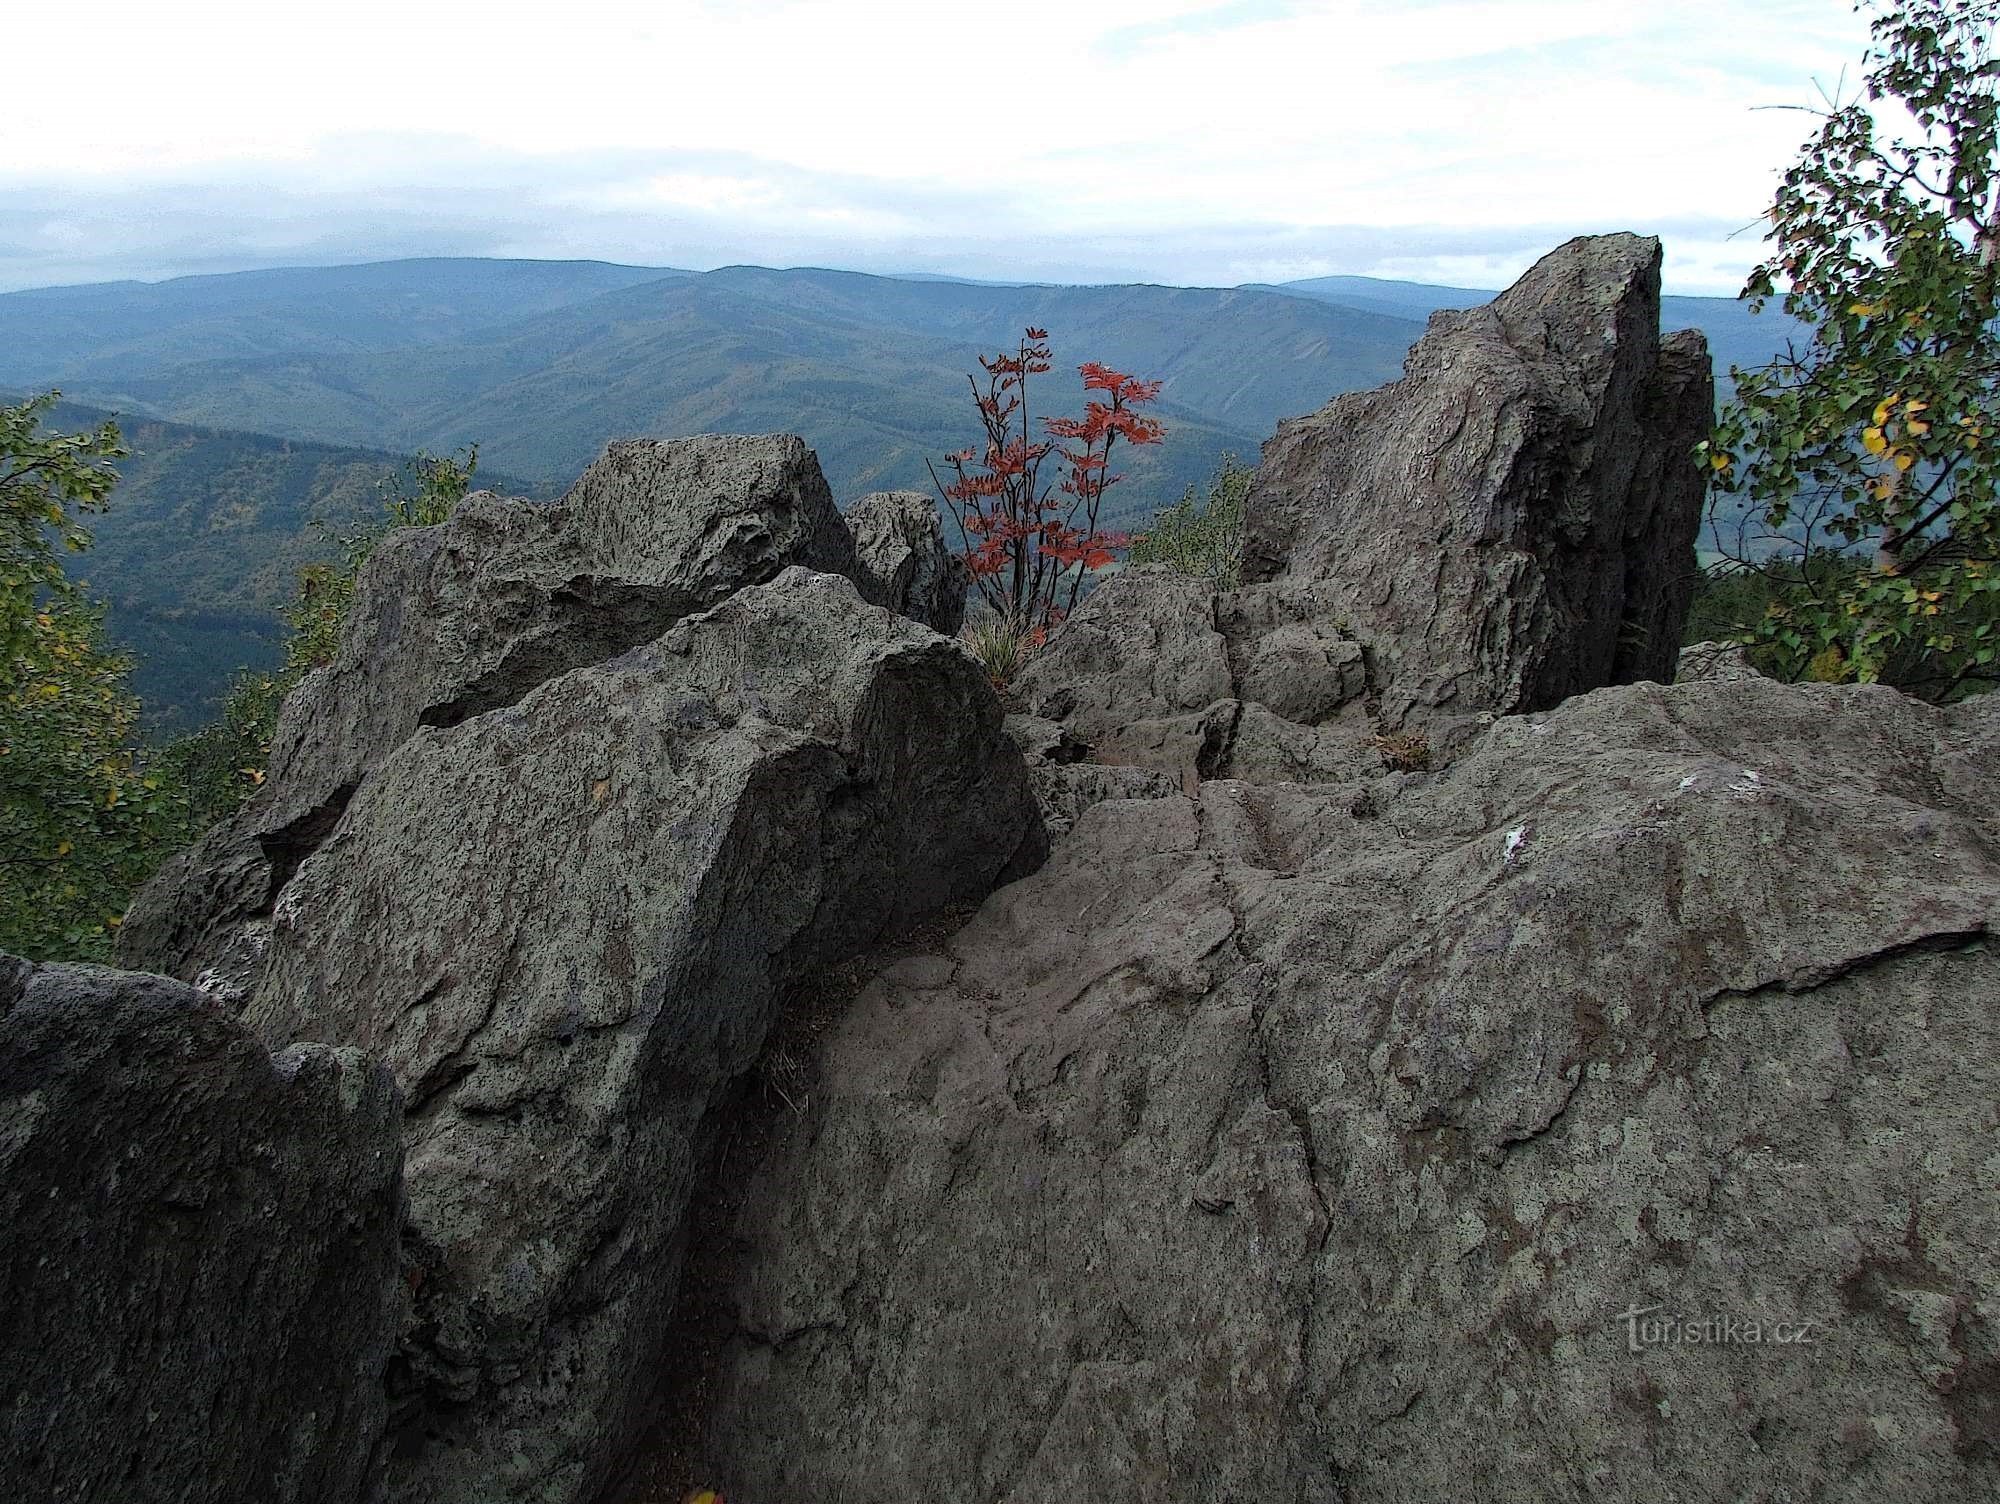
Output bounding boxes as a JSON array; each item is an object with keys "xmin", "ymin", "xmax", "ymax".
[
  {"xmin": 1127, "ymin": 452, "xmax": 1251, "ymax": 588},
  {"xmin": 0, "ymin": 393, "xmax": 190, "ymax": 959}
]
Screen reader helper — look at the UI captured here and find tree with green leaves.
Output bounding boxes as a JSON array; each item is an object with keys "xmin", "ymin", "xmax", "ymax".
[
  {"xmin": 1127, "ymin": 451, "xmax": 1253, "ymax": 588},
  {"xmin": 1, "ymin": 393, "xmax": 187, "ymax": 959},
  {"xmin": 1702, "ymin": 0, "xmax": 2000, "ymax": 699}
]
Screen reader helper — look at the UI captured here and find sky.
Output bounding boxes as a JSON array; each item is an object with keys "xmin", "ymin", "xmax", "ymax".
[{"xmin": 2, "ymin": 0, "xmax": 1880, "ymax": 297}]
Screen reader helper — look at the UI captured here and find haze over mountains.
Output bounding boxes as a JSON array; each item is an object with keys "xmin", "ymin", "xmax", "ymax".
[{"xmin": 1, "ymin": 254, "xmax": 1804, "ymax": 729}]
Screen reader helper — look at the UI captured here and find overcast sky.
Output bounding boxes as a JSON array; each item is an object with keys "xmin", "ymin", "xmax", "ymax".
[{"xmin": 3, "ymin": 0, "xmax": 1878, "ymax": 296}]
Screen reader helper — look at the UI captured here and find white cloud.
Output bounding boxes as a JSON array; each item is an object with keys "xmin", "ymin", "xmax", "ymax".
[{"xmin": 0, "ymin": 0, "xmax": 1879, "ymax": 294}]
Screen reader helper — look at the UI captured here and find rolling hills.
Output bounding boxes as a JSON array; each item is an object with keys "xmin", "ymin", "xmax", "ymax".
[{"xmin": 1, "ymin": 254, "xmax": 1802, "ymax": 730}]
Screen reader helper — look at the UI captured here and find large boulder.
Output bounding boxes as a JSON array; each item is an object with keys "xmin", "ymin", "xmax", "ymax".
[
  {"xmin": 245, "ymin": 567, "xmax": 1044, "ymax": 1504},
  {"xmin": 1243, "ymin": 231, "xmax": 1712, "ymax": 720},
  {"xmin": 843, "ymin": 490, "xmax": 969, "ymax": 634},
  {"xmin": 118, "ymin": 434, "xmax": 859, "ymax": 998},
  {"xmin": 697, "ymin": 676, "xmax": 2000, "ymax": 1503},
  {"xmin": 1014, "ymin": 234, "xmax": 1712, "ymax": 785},
  {"xmin": 0, "ymin": 956, "xmax": 405, "ymax": 1504}
]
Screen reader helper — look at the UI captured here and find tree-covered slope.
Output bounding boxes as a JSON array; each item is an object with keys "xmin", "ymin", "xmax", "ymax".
[
  {"xmin": 0, "ymin": 258, "xmax": 683, "ymax": 386},
  {"xmin": 25, "ymin": 398, "xmax": 541, "ymax": 731},
  {"xmin": 27, "ymin": 268, "xmax": 1416, "ymax": 507}
]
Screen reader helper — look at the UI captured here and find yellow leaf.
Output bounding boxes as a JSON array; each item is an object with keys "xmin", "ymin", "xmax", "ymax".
[
  {"xmin": 1709, "ymin": 453, "xmax": 1731, "ymax": 472},
  {"xmin": 682, "ymin": 1493, "xmax": 723, "ymax": 1504},
  {"xmin": 1849, "ymin": 301, "xmax": 1884, "ymax": 317},
  {"xmin": 1907, "ymin": 418, "xmax": 1931, "ymax": 436},
  {"xmin": 1806, "ymin": 645, "xmax": 1850, "ymax": 683},
  {"xmin": 1870, "ymin": 475, "xmax": 1899, "ymax": 502},
  {"xmin": 1873, "ymin": 393, "xmax": 1902, "ymax": 425},
  {"xmin": 1904, "ymin": 398, "xmax": 1928, "ymax": 415},
  {"xmin": 105, "ymin": 914, "xmax": 122, "ymax": 928},
  {"xmin": 1862, "ymin": 426, "xmax": 1888, "ymax": 456},
  {"xmin": 55, "ymin": 840, "xmax": 72, "ymax": 857},
  {"xmin": 1893, "ymin": 450, "xmax": 1917, "ymax": 472}
]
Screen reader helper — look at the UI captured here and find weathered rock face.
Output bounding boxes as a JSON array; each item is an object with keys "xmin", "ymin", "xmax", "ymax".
[
  {"xmin": 1243, "ymin": 232, "xmax": 1712, "ymax": 719},
  {"xmin": 844, "ymin": 490, "xmax": 969, "ymax": 634},
  {"xmin": 1003, "ymin": 713, "xmax": 1181, "ymax": 839},
  {"xmin": 118, "ymin": 434, "xmax": 859, "ymax": 996},
  {"xmin": 1013, "ymin": 571, "xmax": 1388, "ymax": 785},
  {"xmin": 245, "ymin": 568, "xmax": 1043, "ymax": 1504},
  {"xmin": 1014, "ymin": 234, "xmax": 1711, "ymax": 786},
  {"xmin": 1678, "ymin": 638, "xmax": 1763, "ymax": 683},
  {"xmin": 0, "ymin": 956, "xmax": 405, "ymax": 1504},
  {"xmin": 702, "ymin": 676, "xmax": 2000, "ymax": 1503}
]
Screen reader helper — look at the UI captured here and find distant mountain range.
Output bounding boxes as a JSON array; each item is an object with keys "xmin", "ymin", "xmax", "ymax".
[{"xmin": 1, "ymin": 255, "xmax": 1806, "ymax": 730}]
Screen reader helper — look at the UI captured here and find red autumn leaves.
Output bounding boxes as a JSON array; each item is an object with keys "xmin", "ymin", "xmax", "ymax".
[{"xmin": 929, "ymin": 328, "xmax": 1164, "ymax": 634}]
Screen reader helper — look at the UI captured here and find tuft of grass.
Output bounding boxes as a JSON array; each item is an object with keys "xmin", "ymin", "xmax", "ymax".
[{"xmin": 959, "ymin": 615, "xmax": 1045, "ymax": 692}]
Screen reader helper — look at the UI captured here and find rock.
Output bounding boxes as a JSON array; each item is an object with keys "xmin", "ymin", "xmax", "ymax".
[
  {"xmin": 1242, "ymin": 233, "xmax": 1711, "ymax": 722},
  {"xmin": 118, "ymin": 434, "xmax": 858, "ymax": 996},
  {"xmin": 1011, "ymin": 236, "xmax": 1711, "ymax": 789},
  {"xmin": 843, "ymin": 490, "xmax": 969, "ymax": 633},
  {"xmin": 701, "ymin": 676, "xmax": 2000, "ymax": 1503},
  {"xmin": 1011, "ymin": 567, "xmax": 1238, "ymax": 777},
  {"xmin": 1012, "ymin": 570, "xmax": 1387, "ymax": 785},
  {"xmin": 1004, "ymin": 712, "xmax": 1179, "ymax": 839},
  {"xmin": 245, "ymin": 567, "xmax": 1044, "ymax": 1504},
  {"xmin": 1677, "ymin": 639, "xmax": 1763, "ymax": 683},
  {"xmin": 0, "ymin": 957, "xmax": 405, "ymax": 1504}
]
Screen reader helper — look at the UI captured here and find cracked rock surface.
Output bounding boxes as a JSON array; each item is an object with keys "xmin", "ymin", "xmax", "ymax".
[
  {"xmin": 244, "ymin": 568, "xmax": 1043, "ymax": 1504},
  {"xmin": 702, "ymin": 675, "xmax": 2000, "ymax": 1503},
  {"xmin": 843, "ymin": 489, "xmax": 970, "ymax": 635}
]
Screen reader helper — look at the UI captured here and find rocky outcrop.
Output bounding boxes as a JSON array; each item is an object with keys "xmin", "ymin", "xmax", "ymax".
[
  {"xmin": 0, "ymin": 956, "xmax": 405, "ymax": 1504},
  {"xmin": 57, "ymin": 232, "xmax": 1987, "ymax": 1504},
  {"xmin": 1242, "ymin": 231, "xmax": 1712, "ymax": 716},
  {"xmin": 118, "ymin": 434, "xmax": 860, "ymax": 998},
  {"xmin": 1014, "ymin": 234, "xmax": 1712, "ymax": 785},
  {"xmin": 700, "ymin": 676, "xmax": 2000, "ymax": 1502},
  {"xmin": 844, "ymin": 490, "xmax": 969, "ymax": 634},
  {"xmin": 244, "ymin": 568, "xmax": 1042, "ymax": 1504}
]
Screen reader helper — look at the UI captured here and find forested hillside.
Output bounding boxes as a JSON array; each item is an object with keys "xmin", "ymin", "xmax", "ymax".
[
  {"xmin": 5, "ymin": 265, "xmax": 1420, "ymax": 511},
  {"xmin": 20, "ymin": 398, "xmax": 539, "ymax": 730},
  {"xmin": 1, "ymin": 257, "xmax": 1806, "ymax": 728}
]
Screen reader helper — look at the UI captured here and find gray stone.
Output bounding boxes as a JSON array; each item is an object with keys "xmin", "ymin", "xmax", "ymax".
[
  {"xmin": 703, "ymin": 675, "xmax": 2000, "ymax": 1503},
  {"xmin": 844, "ymin": 490, "xmax": 969, "ymax": 634},
  {"xmin": 246, "ymin": 567, "xmax": 1043, "ymax": 1504},
  {"xmin": 1012, "ymin": 571, "xmax": 1382, "ymax": 786},
  {"xmin": 119, "ymin": 433, "xmax": 857, "ymax": 995},
  {"xmin": 0, "ymin": 958, "xmax": 405, "ymax": 1504},
  {"xmin": 1242, "ymin": 232, "xmax": 1711, "ymax": 723},
  {"xmin": 1012, "ymin": 567, "xmax": 1237, "ymax": 777},
  {"xmin": 1677, "ymin": 638, "xmax": 1763, "ymax": 683},
  {"xmin": 1011, "ymin": 237, "xmax": 1711, "ymax": 789}
]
